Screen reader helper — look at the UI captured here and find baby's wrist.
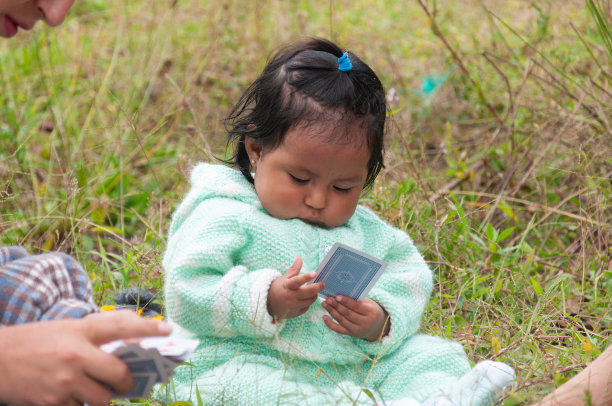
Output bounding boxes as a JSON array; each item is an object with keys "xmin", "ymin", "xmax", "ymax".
[
  {"xmin": 266, "ymin": 278, "xmax": 279, "ymax": 318},
  {"xmin": 267, "ymin": 277, "xmax": 287, "ymax": 319},
  {"xmin": 365, "ymin": 305, "xmax": 390, "ymax": 341}
]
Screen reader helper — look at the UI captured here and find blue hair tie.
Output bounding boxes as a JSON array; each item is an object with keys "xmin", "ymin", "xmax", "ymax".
[{"xmin": 337, "ymin": 52, "xmax": 352, "ymax": 72}]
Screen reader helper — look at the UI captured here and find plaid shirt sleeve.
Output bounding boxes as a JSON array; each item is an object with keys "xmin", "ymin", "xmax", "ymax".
[{"xmin": 0, "ymin": 246, "xmax": 98, "ymax": 326}]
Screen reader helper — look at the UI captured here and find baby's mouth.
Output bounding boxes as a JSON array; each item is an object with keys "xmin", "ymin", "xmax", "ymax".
[{"xmin": 302, "ymin": 218, "xmax": 328, "ymax": 229}]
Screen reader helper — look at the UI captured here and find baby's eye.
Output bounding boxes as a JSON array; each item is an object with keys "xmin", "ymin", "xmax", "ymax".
[
  {"xmin": 333, "ymin": 186, "xmax": 352, "ymax": 193},
  {"xmin": 290, "ymin": 174, "xmax": 308, "ymax": 184}
]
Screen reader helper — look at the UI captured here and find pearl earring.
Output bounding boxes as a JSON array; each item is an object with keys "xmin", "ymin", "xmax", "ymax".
[{"xmin": 251, "ymin": 160, "xmax": 256, "ymax": 165}]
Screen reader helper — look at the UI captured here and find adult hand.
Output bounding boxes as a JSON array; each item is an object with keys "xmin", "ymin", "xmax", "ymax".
[
  {"xmin": 267, "ymin": 256, "xmax": 325, "ymax": 319},
  {"xmin": 0, "ymin": 310, "xmax": 172, "ymax": 406},
  {"xmin": 322, "ymin": 295, "xmax": 390, "ymax": 342}
]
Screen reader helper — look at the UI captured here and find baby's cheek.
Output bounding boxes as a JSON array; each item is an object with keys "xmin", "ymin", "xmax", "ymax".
[
  {"xmin": 262, "ymin": 190, "xmax": 302, "ymax": 219},
  {"xmin": 336, "ymin": 198, "xmax": 360, "ymax": 221},
  {"xmin": 277, "ymin": 188, "xmax": 303, "ymax": 209}
]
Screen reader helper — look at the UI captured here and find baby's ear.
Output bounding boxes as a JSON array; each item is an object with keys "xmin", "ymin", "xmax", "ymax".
[{"xmin": 244, "ymin": 136, "xmax": 263, "ymax": 162}]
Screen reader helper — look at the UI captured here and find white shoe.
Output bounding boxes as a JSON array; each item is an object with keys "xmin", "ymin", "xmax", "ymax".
[{"xmin": 380, "ymin": 361, "xmax": 515, "ymax": 406}]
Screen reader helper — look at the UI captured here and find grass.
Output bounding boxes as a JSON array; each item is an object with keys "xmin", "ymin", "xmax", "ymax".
[{"xmin": 1, "ymin": 0, "xmax": 610, "ymax": 404}]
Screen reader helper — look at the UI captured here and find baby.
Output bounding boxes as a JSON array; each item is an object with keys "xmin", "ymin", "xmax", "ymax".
[{"xmin": 162, "ymin": 37, "xmax": 513, "ymax": 405}]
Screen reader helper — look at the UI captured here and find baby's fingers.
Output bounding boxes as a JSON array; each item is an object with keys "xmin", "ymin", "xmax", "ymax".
[
  {"xmin": 285, "ymin": 271, "xmax": 317, "ymax": 290},
  {"xmin": 322, "ymin": 299, "xmax": 359, "ymax": 328},
  {"xmin": 294, "ymin": 283, "xmax": 324, "ymax": 301},
  {"xmin": 333, "ymin": 295, "xmax": 369, "ymax": 315},
  {"xmin": 283, "ymin": 256, "xmax": 303, "ymax": 279},
  {"xmin": 324, "ymin": 296, "xmax": 362, "ymax": 320},
  {"xmin": 322, "ymin": 315, "xmax": 351, "ymax": 336}
]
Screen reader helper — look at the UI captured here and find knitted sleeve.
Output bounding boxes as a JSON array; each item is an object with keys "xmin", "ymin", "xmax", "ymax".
[
  {"xmin": 163, "ymin": 199, "xmax": 283, "ymax": 339},
  {"xmin": 353, "ymin": 227, "xmax": 433, "ymax": 355}
]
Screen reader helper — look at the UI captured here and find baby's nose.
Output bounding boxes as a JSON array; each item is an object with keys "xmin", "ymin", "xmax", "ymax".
[{"xmin": 305, "ymin": 187, "xmax": 326, "ymax": 209}]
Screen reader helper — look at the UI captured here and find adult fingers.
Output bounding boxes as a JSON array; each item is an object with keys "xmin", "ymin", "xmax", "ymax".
[
  {"xmin": 81, "ymin": 350, "xmax": 134, "ymax": 396},
  {"xmin": 71, "ymin": 374, "xmax": 113, "ymax": 406},
  {"xmin": 82, "ymin": 310, "xmax": 172, "ymax": 345}
]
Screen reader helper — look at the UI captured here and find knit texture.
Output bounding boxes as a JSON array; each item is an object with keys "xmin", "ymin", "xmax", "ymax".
[{"xmin": 162, "ymin": 163, "xmax": 485, "ymax": 405}]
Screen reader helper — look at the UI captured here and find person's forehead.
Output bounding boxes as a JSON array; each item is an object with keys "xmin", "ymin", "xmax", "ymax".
[
  {"xmin": 284, "ymin": 119, "xmax": 369, "ymax": 149},
  {"xmin": 284, "ymin": 130, "xmax": 366, "ymax": 154},
  {"xmin": 278, "ymin": 127, "xmax": 369, "ymax": 177}
]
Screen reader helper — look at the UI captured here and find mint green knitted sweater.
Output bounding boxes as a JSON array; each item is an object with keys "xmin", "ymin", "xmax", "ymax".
[{"xmin": 162, "ymin": 163, "xmax": 477, "ymax": 405}]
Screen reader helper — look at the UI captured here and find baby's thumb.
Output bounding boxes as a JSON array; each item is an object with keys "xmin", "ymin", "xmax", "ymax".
[{"xmin": 285, "ymin": 256, "xmax": 302, "ymax": 278}]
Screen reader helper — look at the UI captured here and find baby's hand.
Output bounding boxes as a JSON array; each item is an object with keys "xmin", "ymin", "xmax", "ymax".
[
  {"xmin": 267, "ymin": 256, "xmax": 325, "ymax": 319},
  {"xmin": 322, "ymin": 296, "xmax": 390, "ymax": 342}
]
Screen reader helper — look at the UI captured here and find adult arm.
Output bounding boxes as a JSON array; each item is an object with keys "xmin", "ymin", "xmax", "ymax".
[
  {"xmin": 0, "ymin": 310, "xmax": 172, "ymax": 406},
  {"xmin": 535, "ymin": 345, "xmax": 612, "ymax": 406}
]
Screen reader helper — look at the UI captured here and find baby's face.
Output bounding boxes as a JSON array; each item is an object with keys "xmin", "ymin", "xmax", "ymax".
[
  {"xmin": 0, "ymin": 0, "xmax": 74, "ymax": 38},
  {"xmin": 246, "ymin": 125, "xmax": 370, "ymax": 229}
]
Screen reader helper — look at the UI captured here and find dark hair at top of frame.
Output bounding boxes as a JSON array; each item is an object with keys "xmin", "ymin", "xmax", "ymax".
[{"xmin": 224, "ymin": 37, "xmax": 387, "ymax": 189}]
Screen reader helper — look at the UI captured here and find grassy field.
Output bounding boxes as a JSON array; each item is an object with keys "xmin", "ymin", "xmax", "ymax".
[{"xmin": 1, "ymin": 0, "xmax": 610, "ymax": 404}]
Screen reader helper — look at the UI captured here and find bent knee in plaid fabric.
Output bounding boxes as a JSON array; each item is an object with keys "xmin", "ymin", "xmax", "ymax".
[{"xmin": 0, "ymin": 246, "xmax": 98, "ymax": 325}]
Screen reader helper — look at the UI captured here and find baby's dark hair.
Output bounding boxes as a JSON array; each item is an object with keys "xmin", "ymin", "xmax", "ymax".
[{"xmin": 225, "ymin": 37, "xmax": 387, "ymax": 188}]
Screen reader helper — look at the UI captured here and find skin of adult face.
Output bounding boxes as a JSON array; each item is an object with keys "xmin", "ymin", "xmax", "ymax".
[{"xmin": 0, "ymin": 0, "xmax": 74, "ymax": 38}]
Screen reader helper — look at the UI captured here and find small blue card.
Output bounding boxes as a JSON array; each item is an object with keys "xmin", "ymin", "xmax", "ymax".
[{"xmin": 312, "ymin": 243, "xmax": 387, "ymax": 300}]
